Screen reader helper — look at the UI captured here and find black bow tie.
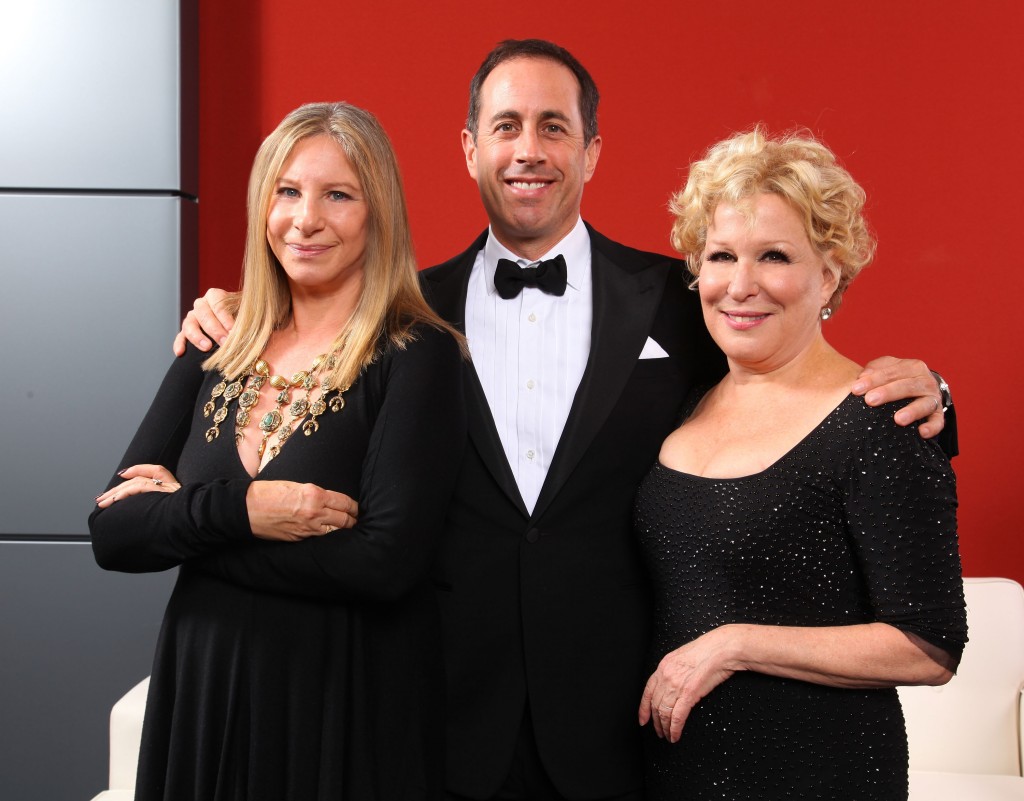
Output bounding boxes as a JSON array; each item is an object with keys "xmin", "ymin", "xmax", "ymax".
[{"xmin": 493, "ymin": 254, "xmax": 568, "ymax": 299}]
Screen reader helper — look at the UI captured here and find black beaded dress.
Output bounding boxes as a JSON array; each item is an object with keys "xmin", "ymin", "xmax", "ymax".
[
  {"xmin": 634, "ymin": 394, "xmax": 966, "ymax": 801},
  {"xmin": 90, "ymin": 326, "xmax": 466, "ymax": 801}
]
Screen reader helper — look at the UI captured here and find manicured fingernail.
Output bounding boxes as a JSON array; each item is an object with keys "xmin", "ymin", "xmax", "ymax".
[
  {"xmin": 117, "ymin": 469, "xmax": 127, "ymax": 476},
  {"xmin": 851, "ymin": 381, "xmax": 866, "ymax": 393}
]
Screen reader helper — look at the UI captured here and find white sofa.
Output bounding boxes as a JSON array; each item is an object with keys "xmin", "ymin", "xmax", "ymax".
[
  {"xmin": 89, "ymin": 579, "xmax": 1024, "ymax": 799},
  {"xmin": 903, "ymin": 577, "xmax": 1024, "ymax": 799},
  {"xmin": 90, "ymin": 676, "xmax": 148, "ymax": 801}
]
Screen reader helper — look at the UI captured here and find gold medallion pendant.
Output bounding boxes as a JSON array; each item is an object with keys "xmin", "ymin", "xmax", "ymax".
[{"xmin": 203, "ymin": 348, "xmax": 349, "ymax": 462}]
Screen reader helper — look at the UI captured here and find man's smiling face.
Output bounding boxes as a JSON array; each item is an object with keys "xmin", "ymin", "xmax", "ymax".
[{"xmin": 462, "ymin": 56, "xmax": 602, "ymax": 261}]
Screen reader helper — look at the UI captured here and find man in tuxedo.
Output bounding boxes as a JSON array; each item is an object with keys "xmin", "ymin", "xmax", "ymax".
[
  {"xmin": 418, "ymin": 40, "xmax": 725, "ymax": 801},
  {"xmin": 176, "ymin": 39, "xmax": 952, "ymax": 801}
]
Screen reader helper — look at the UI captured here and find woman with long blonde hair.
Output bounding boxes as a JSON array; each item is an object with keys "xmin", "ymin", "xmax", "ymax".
[{"xmin": 91, "ymin": 102, "xmax": 466, "ymax": 800}]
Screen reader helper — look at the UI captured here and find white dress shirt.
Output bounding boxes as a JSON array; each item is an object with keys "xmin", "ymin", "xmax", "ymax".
[{"xmin": 464, "ymin": 218, "xmax": 593, "ymax": 514}]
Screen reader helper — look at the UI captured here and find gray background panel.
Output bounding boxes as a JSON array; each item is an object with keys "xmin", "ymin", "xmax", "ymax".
[
  {"xmin": 0, "ymin": 542, "xmax": 176, "ymax": 801},
  {"xmin": 0, "ymin": 0, "xmax": 183, "ymax": 190},
  {"xmin": 0, "ymin": 194, "xmax": 183, "ymax": 536}
]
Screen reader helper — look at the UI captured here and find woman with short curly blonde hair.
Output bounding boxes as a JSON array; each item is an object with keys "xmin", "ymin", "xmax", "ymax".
[
  {"xmin": 634, "ymin": 128, "xmax": 965, "ymax": 800},
  {"xmin": 670, "ymin": 127, "xmax": 876, "ymax": 312}
]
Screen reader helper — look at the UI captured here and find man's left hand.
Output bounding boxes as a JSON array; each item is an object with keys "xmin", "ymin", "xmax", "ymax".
[{"xmin": 852, "ymin": 356, "xmax": 945, "ymax": 439}]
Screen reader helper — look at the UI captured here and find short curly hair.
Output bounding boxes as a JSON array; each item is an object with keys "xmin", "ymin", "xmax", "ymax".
[{"xmin": 669, "ymin": 127, "xmax": 876, "ymax": 312}]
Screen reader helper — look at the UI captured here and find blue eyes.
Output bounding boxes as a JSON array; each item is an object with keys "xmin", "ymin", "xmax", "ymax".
[{"xmin": 275, "ymin": 188, "xmax": 353, "ymax": 202}]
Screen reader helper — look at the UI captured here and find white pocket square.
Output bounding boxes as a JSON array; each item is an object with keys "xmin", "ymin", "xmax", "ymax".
[{"xmin": 639, "ymin": 337, "xmax": 669, "ymax": 359}]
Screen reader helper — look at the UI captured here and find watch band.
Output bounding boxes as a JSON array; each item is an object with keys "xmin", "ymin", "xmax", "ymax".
[{"xmin": 931, "ymin": 370, "xmax": 952, "ymax": 413}]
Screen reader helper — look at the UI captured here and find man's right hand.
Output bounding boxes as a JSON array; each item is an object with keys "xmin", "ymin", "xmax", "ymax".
[{"xmin": 173, "ymin": 288, "xmax": 238, "ymax": 355}]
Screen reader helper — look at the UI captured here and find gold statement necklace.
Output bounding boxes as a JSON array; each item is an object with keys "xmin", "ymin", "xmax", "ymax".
[{"xmin": 203, "ymin": 350, "xmax": 349, "ymax": 462}]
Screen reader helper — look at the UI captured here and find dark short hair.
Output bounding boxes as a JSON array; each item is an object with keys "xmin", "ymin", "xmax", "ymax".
[{"xmin": 466, "ymin": 39, "xmax": 600, "ymax": 146}]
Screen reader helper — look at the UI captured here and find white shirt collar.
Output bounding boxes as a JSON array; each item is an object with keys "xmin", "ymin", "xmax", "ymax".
[{"xmin": 482, "ymin": 217, "xmax": 591, "ymax": 296}]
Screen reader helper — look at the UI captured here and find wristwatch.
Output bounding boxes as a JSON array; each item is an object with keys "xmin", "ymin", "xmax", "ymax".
[{"xmin": 931, "ymin": 371, "xmax": 952, "ymax": 413}]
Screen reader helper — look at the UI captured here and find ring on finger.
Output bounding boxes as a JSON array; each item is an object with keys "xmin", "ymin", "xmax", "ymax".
[{"xmin": 152, "ymin": 478, "xmax": 163, "ymax": 486}]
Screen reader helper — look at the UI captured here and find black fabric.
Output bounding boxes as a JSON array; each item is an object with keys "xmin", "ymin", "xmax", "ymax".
[
  {"xmin": 90, "ymin": 325, "xmax": 466, "ymax": 801},
  {"xmin": 634, "ymin": 395, "xmax": 967, "ymax": 800},
  {"xmin": 420, "ymin": 226, "xmax": 728, "ymax": 800},
  {"xmin": 493, "ymin": 254, "xmax": 568, "ymax": 299}
]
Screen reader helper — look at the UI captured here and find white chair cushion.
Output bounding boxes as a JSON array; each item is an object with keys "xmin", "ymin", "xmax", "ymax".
[
  {"xmin": 909, "ymin": 770, "xmax": 1024, "ymax": 800},
  {"xmin": 107, "ymin": 676, "xmax": 149, "ymax": 792},
  {"xmin": 899, "ymin": 577, "xmax": 1024, "ymax": 776}
]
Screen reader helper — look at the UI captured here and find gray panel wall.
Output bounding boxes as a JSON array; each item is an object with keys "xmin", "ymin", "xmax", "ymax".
[
  {"xmin": 0, "ymin": 2, "xmax": 198, "ymax": 799},
  {"xmin": 0, "ymin": 0, "xmax": 188, "ymax": 191},
  {"xmin": 0, "ymin": 195, "xmax": 183, "ymax": 536},
  {"xmin": 0, "ymin": 543, "xmax": 176, "ymax": 801}
]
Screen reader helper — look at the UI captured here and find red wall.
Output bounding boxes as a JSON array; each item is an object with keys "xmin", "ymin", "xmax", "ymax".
[{"xmin": 198, "ymin": 0, "xmax": 1024, "ymax": 584}]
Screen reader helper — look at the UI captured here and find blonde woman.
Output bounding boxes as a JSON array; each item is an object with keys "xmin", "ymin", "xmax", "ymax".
[
  {"xmin": 634, "ymin": 129, "xmax": 966, "ymax": 800},
  {"xmin": 90, "ymin": 103, "xmax": 466, "ymax": 800}
]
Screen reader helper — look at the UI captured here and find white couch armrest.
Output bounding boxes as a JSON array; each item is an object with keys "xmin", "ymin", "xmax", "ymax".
[{"xmin": 108, "ymin": 676, "xmax": 149, "ymax": 792}]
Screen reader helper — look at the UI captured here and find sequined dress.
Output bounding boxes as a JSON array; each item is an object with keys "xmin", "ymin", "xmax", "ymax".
[
  {"xmin": 89, "ymin": 327, "xmax": 465, "ymax": 801},
  {"xmin": 634, "ymin": 395, "xmax": 966, "ymax": 800}
]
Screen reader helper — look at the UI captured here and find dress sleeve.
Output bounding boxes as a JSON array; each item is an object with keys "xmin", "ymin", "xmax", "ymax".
[
  {"xmin": 844, "ymin": 401, "xmax": 967, "ymax": 664},
  {"xmin": 192, "ymin": 325, "xmax": 467, "ymax": 603},
  {"xmin": 89, "ymin": 346, "xmax": 253, "ymax": 573}
]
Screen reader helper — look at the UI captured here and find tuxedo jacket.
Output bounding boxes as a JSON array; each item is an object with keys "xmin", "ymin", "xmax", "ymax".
[{"xmin": 420, "ymin": 225, "xmax": 726, "ymax": 799}]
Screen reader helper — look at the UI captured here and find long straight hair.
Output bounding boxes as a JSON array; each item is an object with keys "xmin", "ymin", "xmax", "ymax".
[{"xmin": 204, "ymin": 102, "xmax": 462, "ymax": 387}]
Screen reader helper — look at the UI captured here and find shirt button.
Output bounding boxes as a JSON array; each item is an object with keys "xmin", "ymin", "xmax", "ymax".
[
  {"xmin": 528, "ymin": 312, "xmax": 537, "ymax": 322},
  {"xmin": 525, "ymin": 528, "xmax": 540, "ymax": 543},
  {"xmin": 526, "ymin": 449, "xmax": 535, "ymax": 460},
  {"xmin": 526, "ymin": 379, "xmax": 535, "ymax": 390}
]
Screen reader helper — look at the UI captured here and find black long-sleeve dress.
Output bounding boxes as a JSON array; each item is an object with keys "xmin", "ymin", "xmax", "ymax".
[
  {"xmin": 634, "ymin": 395, "xmax": 967, "ymax": 800},
  {"xmin": 90, "ymin": 324, "xmax": 466, "ymax": 801}
]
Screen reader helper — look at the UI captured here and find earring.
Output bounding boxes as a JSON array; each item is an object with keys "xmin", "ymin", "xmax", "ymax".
[{"xmin": 820, "ymin": 307, "xmax": 833, "ymax": 321}]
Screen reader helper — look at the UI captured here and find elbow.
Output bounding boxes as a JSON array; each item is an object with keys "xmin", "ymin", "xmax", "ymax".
[
  {"xmin": 92, "ymin": 544, "xmax": 115, "ymax": 571},
  {"xmin": 89, "ymin": 522, "xmax": 118, "ymax": 572},
  {"xmin": 89, "ymin": 509, "xmax": 121, "ymax": 572},
  {"xmin": 90, "ymin": 533, "xmax": 133, "ymax": 573},
  {"xmin": 914, "ymin": 661, "xmax": 955, "ymax": 687},
  {"xmin": 901, "ymin": 650, "xmax": 957, "ymax": 687},
  {"xmin": 901, "ymin": 632, "xmax": 960, "ymax": 686},
  {"xmin": 361, "ymin": 563, "xmax": 425, "ymax": 604},
  {"xmin": 348, "ymin": 547, "xmax": 434, "ymax": 604},
  {"xmin": 931, "ymin": 667, "xmax": 955, "ymax": 686},
  {"xmin": 91, "ymin": 538, "xmax": 127, "ymax": 573}
]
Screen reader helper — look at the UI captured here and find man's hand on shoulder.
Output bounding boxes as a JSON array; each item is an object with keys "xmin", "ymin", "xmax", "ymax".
[
  {"xmin": 173, "ymin": 288, "xmax": 238, "ymax": 356},
  {"xmin": 852, "ymin": 356, "xmax": 947, "ymax": 439}
]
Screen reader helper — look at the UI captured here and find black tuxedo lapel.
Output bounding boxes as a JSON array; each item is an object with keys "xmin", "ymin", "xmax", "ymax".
[
  {"xmin": 421, "ymin": 234, "xmax": 528, "ymax": 516},
  {"xmin": 530, "ymin": 231, "xmax": 669, "ymax": 522}
]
